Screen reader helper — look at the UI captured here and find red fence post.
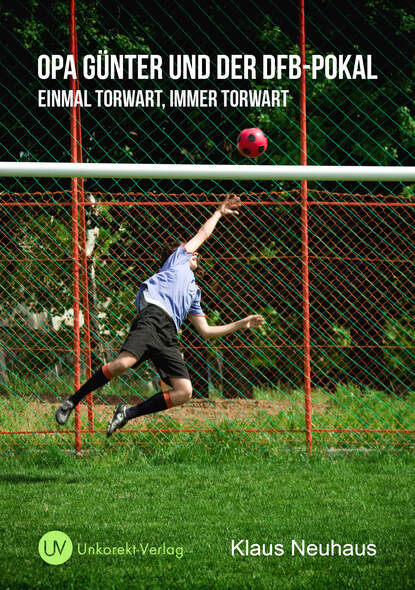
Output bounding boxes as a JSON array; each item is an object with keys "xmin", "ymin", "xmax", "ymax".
[
  {"xmin": 69, "ymin": 0, "xmax": 81, "ymax": 453},
  {"xmin": 299, "ymin": 0, "xmax": 312, "ymax": 454}
]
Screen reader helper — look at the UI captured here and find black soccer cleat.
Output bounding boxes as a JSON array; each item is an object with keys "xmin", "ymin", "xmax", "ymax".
[
  {"xmin": 106, "ymin": 403, "xmax": 128, "ymax": 437},
  {"xmin": 55, "ymin": 398, "xmax": 75, "ymax": 426}
]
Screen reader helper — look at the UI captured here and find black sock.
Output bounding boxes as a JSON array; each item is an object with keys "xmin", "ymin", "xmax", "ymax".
[
  {"xmin": 125, "ymin": 391, "xmax": 172, "ymax": 420},
  {"xmin": 69, "ymin": 364, "xmax": 113, "ymax": 407}
]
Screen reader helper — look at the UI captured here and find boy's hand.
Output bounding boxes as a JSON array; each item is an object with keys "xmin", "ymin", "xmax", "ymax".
[
  {"xmin": 239, "ymin": 314, "xmax": 265, "ymax": 330},
  {"xmin": 184, "ymin": 194, "xmax": 242, "ymax": 253},
  {"xmin": 218, "ymin": 194, "xmax": 242, "ymax": 216}
]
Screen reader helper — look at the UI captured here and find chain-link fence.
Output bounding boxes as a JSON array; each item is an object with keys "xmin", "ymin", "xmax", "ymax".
[{"xmin": 0, "ymin": 0, "xmax": 414, "ymax": 453}]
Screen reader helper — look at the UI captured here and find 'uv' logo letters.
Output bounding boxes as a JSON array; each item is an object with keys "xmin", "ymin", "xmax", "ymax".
[{"xmin": 38, "ymin": 531, "xmax": 73, "ymax": 565}]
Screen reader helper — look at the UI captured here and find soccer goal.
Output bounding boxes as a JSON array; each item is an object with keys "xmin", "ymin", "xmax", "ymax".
[{"xmin": 0, "ymin": 163, "xmax": 414, "ymax": 454}]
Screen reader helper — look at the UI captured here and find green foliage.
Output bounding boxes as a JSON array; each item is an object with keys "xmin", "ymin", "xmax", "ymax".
[
  {"xmin": 0, "ymin": 0, "xmax": 413, "ymax": 404},
  {"xmin": 2, "ymin": 0, "xmax": 414, "ymax": 169}
]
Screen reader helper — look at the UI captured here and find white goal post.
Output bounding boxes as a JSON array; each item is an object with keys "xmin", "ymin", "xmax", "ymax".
[{"xmin": 1, "ymin": 162, "xmax": 415, "ymax": 182}]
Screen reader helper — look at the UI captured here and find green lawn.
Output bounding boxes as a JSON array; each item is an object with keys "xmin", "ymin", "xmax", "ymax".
[{"xmin": 0, "ymin": 449, "xmax": 414, "ymax": 589}]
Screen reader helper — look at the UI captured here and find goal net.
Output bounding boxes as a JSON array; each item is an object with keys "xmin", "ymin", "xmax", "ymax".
[{"xmin": 0, "ymin": 164, "xmax": 413, "ymax": 454}]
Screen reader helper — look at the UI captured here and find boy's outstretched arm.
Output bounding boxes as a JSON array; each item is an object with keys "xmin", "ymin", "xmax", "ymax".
[
  {"xmin": 184, "ymin": 194, "xmax": 241, "ymax": 253},
  {"xmin": 188, "ymin": 314, "xmax": 264, "ymax": 339}
]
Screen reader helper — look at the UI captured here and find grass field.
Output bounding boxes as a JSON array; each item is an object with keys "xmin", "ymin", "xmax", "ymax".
[{"xmin": 0, "ymin": 446, "xmax": 414, "ymax": 590}]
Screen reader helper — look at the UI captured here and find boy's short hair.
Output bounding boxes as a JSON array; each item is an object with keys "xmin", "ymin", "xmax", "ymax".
[{"xmin": 159, "ymin": 239, "xmax": 181, "ymax": 267}]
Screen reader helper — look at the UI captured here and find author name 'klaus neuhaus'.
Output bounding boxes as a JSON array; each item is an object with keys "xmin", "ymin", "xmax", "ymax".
[{"xmin": 231, "ymin": 539, "xmax": 377, "ymax": 557}]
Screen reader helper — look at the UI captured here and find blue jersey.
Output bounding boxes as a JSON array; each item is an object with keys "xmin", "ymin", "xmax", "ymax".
[{"xmin": 135, "ymin": 245, "xmax": 204, "ymax": 331}]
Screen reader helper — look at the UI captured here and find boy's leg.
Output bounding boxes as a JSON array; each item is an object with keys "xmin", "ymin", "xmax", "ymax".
[
  {"xmin": 127, "ymin": 377, "xmax": 192, "ymax": 417},
  {"xmin": 55, "ymin": 351, "xmax": 138, "ymax": 425},
  {"xmin": 106, "ymin": 377, "xmax": 192, "ymax": 436}
]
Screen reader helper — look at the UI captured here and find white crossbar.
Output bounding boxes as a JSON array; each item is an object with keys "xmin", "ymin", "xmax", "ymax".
[{"xmin": 1, "ymin": 162, "xmax": 415, "ymax": 181}]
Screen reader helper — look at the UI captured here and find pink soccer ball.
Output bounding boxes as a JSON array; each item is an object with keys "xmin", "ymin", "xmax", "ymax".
[{"xmin": 237, "ymin": 127, "xmax": 268, "ymax": 158}]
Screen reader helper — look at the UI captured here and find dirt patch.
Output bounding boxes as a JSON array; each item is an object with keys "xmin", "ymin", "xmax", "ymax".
[{"xmin": 17, "ymin": 398, "xmax": 327, "ymax": 429}]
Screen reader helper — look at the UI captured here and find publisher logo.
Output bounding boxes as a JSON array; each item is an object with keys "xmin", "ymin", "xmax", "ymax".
[{"xmin": 38, "ymin": 531, "xmax": 73, "ymax": 565}]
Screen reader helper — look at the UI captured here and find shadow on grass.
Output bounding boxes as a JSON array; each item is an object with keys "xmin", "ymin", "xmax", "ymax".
[{"xmin": 0, "ymin": 473, "xmax": 85, "ymax": 484}]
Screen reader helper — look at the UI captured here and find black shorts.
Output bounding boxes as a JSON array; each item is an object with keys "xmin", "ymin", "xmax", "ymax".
[{"xmin": 120, "ymin": 304, "xmax": 189, "ymax": 386}]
